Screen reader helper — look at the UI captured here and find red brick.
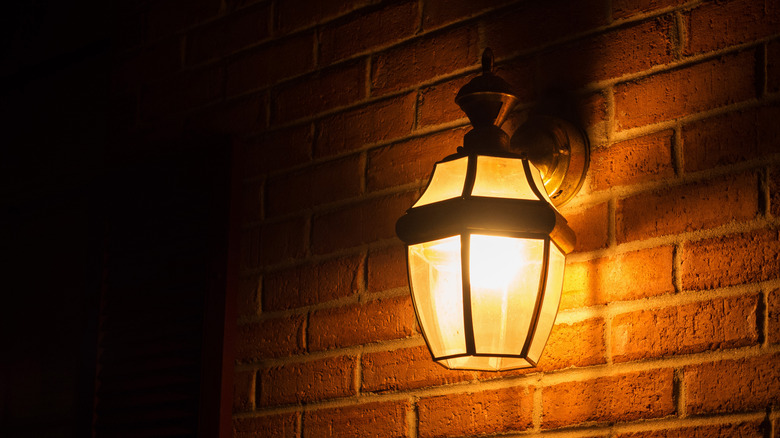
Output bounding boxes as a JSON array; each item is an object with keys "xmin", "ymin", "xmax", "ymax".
[
  {"xmin": 681, "ymin": 228, "xmax": 780, "ymax": 290},
  {"xmin": 367, "ymin": 245, "xmax": 407, "ymax": 293},
  {"xmin": 770, "ymin": 165, "xmax": 780, "ymax": 218},
  {"xmin": 243, "ymin": 124, "xmax": 313, "ymax": 177},
  {"xmin": 240, "ymin": 227, "xmax": 261, "ymax": 271},
  {"xmin": 685, "ymin": 0, "xmax": 780, "ymax": 55},
  {"xmin": 539, "ymin": 317, "xmax": 606, "ymax": 371},
  {"xmin": 237, "ymin": 274, "xmax": 261, "ymax": 318},
  {"xmin": 542, "ymin": 369, "xmax": 675, "ymax": 429},
  {"xmin": 259, "ymin": 216, "xmax": 308, "ymax": 265},
  {"xmin": 614, "ymin": 50, "xmax": 757, "ymax": 130},
  {"xmin": 315, "ymin": 93, "xmax": 416, "ymax": 158},
  {"xmin": 112, "ymin": 38, "xmax": 182, "ymax": 91},
  {"xmin": 233, "ymin": 369, "xmax": 255, "ymax": 411},
  {"xmin": 320, "ymin": 1, "xmax": 418, "ymax": 65},
  {"xmin": 234, "ymin": 413, "xmax": 297, "ymax": 438},
  {"xmin": 276, "ymin": 0, "xmax": 368, "ymax": 34},
  {"xmin": 226, "ymin": 33, "xmax": 314, "ymax": 96},
  {"xmin": 484, "ymin": 0, "xmax": 610, "ymax": 56},
  {"xmin": 683, "ymin": 104, "xmax": 780, "ymax": 173},
  {"xmin": 562, "ymin": 246, "xmax": 675, "ymax": 310},
  {"xmin": 266, "ymin": 154, "xmax": 363, "ymax": 216},
  {"xmin": 371, "ymin": 26, "xmax": 479, "ymax": 96},
  {"xmin": 615, "ymin": 421, "xmax": 765, "ymax": 438},
  {"xmin": 540, "ymin": 17, "xmax": 674, "ymax": 89},
  {"xmin": 417, "ymin": 75, "xmax": 471, "ymax": 127},
  {"xmin": 312, "ymin": 191, "xmax": 417, "ymax": 254},
  {"xmin": 367, "ymin": 128, "xmax": 467, "ymax": 191},
  {"xmin": 141, "ymin": 65, "xmax": 224, "ymax": 120},
  {"xmin": 579, "ymin": 91, "xmax": 609, "ymax": 131},
  {"xmin": 613, "ymin": 0, "xmax": 687, "ymax": 20},
  {"xmin": 259, "ymin": 355, "xmax": 356, "ymax": 405},
  {"xmin": 186, "ymin": 92, "xmax": 267, "ymax": 135},
  {"xmin": 616, "ymin": 171, "xmax": 759, "ymax": 243},
  {"xmin": 419, "ymin": 386, "xmax": 534, "ymax": 437},
  {"xmin": 235, "ymin": 315, "xmax": 305, "ymax": 362},
  {"xmin": 423, "ymin": 0, "xmax": 512, "ymax": 30},
  {"xmin": 562, "ymin": 203, "xmax": 609, "ymax": 252},
  {"xmin": 590, "ymin": 130, "xmax": 674, "ymax": 191},
  {"xmin": 303, "ymin": 401, "xmax": 410, "ymax": 438},
  {"xmin": 146, "ymin": 0, "xmax": 220, "ymax": 39},
  {"xmin": 362, "ymin": 345, "xmax": 477, "ymax": 393},
  {"xmin": 242, "ymin": 179, "xmax": 263, "ymax": 223},
  {"xmin": 187, "ymin": 3, "xmax": 271, "ymax": 65},
  {"xmin": 612, "ymin": 295, "xmax": 760, "ymax": 362},
  {"xmin": 263, "ymin": 254, "xmax": 363, "ymax": 311},
  {"xmin": 769, "ymin": 40, "xmax": 780, "ymax": 93},
  {"xmin": 273, "ymin": 60, "xmax": 366, "ymax": 123},
  {"xmin": 684, "ymin": 353, "xmax": 780, "ymax": 414},
  {"xmin": 769, "ymin": 289, "xmax": 780, "ymax": 344},
  {"xmin": 308, "ymin": 295, "xmax": 416, "ymax": 351}
]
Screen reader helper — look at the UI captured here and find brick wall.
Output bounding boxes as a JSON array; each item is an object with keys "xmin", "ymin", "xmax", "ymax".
[{"xmin": 111, "ymin": 0, "xmax": 780, "ymax": 436}]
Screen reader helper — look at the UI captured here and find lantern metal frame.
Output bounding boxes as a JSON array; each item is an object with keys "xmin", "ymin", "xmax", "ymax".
[{"xmin": 395, "ymin": 48, "xmax": 589, "ymax": 371}]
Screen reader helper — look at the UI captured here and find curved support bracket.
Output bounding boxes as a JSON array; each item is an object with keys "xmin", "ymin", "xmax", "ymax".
[{"xmin": 510, "ymin": 115, "xmax": 589, "ymax": 206}]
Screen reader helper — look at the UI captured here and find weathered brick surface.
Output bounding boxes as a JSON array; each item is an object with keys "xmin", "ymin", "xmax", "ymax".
[
  {"xmin": 259, "ymin": 216, "xmax": 308, "ymax": 265},
  {"xmin": 681, "ymin": 228, "xmax": 780, "ymax": 290},
  {"xmin": 769, "ymin": 40, "xmax": 780, "ymax": 93},
  {"xmin": 315, "ymin": 93, "xmax": 416, "ymax": 158},
  {"xmin": 562, "ymin": 202, "xmax": 609, "ymax": 253},
  {"xmin": 542, "ymin": 369, "xmax": 675, "ymax": 429},
  {"xmin": 185, "ymin": 92, "xmax": 267, "ymax": 135},
  {"xmin": 589, "ymin": 130, "xmax": 674, "ymax": 191},
  {"xmin": 418, "ymin": 386, "xmax": 534, "ymax": 437},
  {"xmin": 303, "ymin": 401, "xmax": 410, "ymax": 438},
  {"xmin": 319, "ymin": 0, "xmax": 418, "ymax": 65},
  {"xmin": 362, "ymin": 345, "xmax": 477, "ymax": 393},
  {"xmin": 367, "ymin": 127, "xmax": 467, "ymax": 191},
  {"xmin": 263, "ymin": 254, "xmax": 362, "ymax": 311},
  {"xmin": 416, "ymin": 75, "xmax": 471, "ymax": 127},
  {"xmin": 769, "ymin": 289, "xmax": 780, "ymax": 344},
  {"xmin": 226, "ymin": 34, "xmax": 314, "ymax": 96},
  {"xmin": 308, "ymin": 295, "xmax": 416, "ymax": 351},
  {"xmin": 769, "ymin": 165, "xmax": 780, "ymax": 218},
  {"xmin": 371, "ymin": 26, "xmax": 479, "ymax": 96},
  {"xmin": 612, "ymin": 0, "xmax": 687, "ymax": 19},
  {"xmin": 614, "ymin": 50, "xmax": 757, "ymax": 130},
  {"xmin": 187, "ymin": 3, "xmax": 270, "ymax": 65},
  {"xmin": 539, "ymin": 17, "xmax": 674, "ymax": 89},
  {"xmin": 484, "ymin": 0, "xmax": 610, "ymax": 56},
  {"xmin": 685, "ymin": 354, "xmax": 780, "ymax": 414},
  {"xmin": 259, "ymin": 355, "xmax": 356, "ymax": 406},
  {"xmin": 539, "ymin": 318, "xmax": 606, "ymax": 371},
  {"xmin": 615, "ymin": 421, "xmax": 765, "ymax": 438},
  {"xmin": 423, "ymin": 0, "xmax": 512, "ymax": 30},
  {"xmin": 233, "ymin": 369, "xmax": 255, "ymax": 412},
  {"xmin": 235, "ymin": 316, "xmax": 305, "ymax": 362},
  {"xmin": 685, "ymin": 0, "xmax": 780, "ymax": 55},
  {"xmin": 241, "ymin": 180, "xmax": 263, "ymax": 223},
  {"xmin": 616, "ymin": 171, "xmax": 759, "ymax": 243},
  {"xmin": 237, "ymin": 274, "xmax": 261, "ymax": 318},
  {"xmin": 276, "ymin": 0, "xmax": 368, "ymax": 34},
  {"xmin": 272, "ymin": 60, "xmax": 367, "ymax": 123},
  {"xmin": 266, "ymin": 154, "xmax": 363, "ymax": 216},
  {"xmin": 562, "ymin": 246, "xmax": 675, "ymax": 309},
  {"xmin": 611, "ymin": 295, "xmax": 760, "ymax": 362},
  {"xmin": 312, "ymin": 191, "xmax": 417, "ymax": 254},
  {"xmin": 243, "ymin": 124, "xmax": 313, "ymax": 177},
  {"xmin": 234, "ymin": 413, "xmax": 297, "ymax": 438},
  {"xmin": 367, "ymin": 245, "xmax": 407, "ymax": 293},
  {"xmin": 683, "ymin": 104, "xmax": 780, "ymax": 173}
]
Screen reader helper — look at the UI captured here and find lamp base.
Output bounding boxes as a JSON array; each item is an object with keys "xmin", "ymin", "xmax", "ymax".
[{"xmin": 510, "ymin": 115, "xmax": 589, "ymax": 206}]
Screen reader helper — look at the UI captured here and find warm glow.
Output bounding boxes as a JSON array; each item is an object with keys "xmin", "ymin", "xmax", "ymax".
[
  {"xmin": 471, "ymin": 156, "xmax": 539, "ymax": 200},
  {"xmin": 413, "ymin": 157, "xmax": 468, "ymax": 207},
  {"xmin": 408, "ymin": 236, "xmax": 465, "ymax": 357}
]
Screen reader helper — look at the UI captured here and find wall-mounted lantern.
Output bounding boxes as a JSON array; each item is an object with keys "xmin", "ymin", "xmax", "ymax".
[{"xmin": 395, "ymin": 49, "xmax": 589, "ymax": 371}]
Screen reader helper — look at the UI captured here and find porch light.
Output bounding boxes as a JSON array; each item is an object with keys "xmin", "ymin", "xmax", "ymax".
[{"xmin": 395, "ymin": 49, "xmax": 589, "ymax": 371}]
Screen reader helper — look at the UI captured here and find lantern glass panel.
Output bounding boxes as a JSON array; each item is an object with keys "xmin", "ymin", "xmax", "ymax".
[
  {"xmin": 468, "ymin": 234, "xmax": 545, "ymax": 355},
  {"xmin": 413, "ymin": 157, "xmax": 468, "ymax": 208},
  {"xmin": 527, "ymin": 244, "xmax": 565, "ymax": 363},
  {"xmin": 471, "ymin": 156, "xmax": 538, "ymax": 200},
  {"xmin": 408, "ymin": 235, "xmax": 466, "ymax": 358}
]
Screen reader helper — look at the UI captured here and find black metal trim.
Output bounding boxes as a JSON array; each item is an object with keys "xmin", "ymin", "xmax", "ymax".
[
  {"xmin": 520, "ymin": 238, "xmax": 551, "ymax": 357},
  {"xmin": 461, "ymin": 154, "xmax": 478, "ymax": 198},
  {"xmin": 461, "ymin": 233, "xmax": 476, "ymax": 355},
  {"xmin": 404, "ymin": 245, "xmax": 441, "ymax": 364},
  {"xmin": 523, "ymin": 159, "xmax": 547, "ymax": 202}
]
